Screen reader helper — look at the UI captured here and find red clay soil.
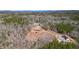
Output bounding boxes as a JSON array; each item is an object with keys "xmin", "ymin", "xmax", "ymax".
[{"xmin": 25, "ymin": 24, "xmax": 77, "ymax": 44}]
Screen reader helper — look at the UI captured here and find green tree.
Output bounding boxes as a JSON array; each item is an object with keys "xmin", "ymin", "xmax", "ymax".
[{"xmin": 56, "ymin": 23, "xmax": 74, "ymax": 33}]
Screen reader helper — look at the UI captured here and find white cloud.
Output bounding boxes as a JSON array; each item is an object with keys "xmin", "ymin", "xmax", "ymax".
[{"xmin": 0, "ymin": 0, "xmax": 79, "ymax": 10}]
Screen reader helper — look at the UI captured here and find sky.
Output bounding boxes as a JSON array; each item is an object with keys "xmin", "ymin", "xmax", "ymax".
[{"xmin": 0, "ymin": 0, "xmax": 79, "ymax": 10}]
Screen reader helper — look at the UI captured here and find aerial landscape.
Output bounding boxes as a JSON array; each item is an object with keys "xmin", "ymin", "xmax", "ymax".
[{"xmin": 0, "ymin": 10, "xmax": 79, "ymax": 49}]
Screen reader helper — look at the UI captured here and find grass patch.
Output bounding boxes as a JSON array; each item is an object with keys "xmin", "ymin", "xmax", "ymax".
[
  {"xmin": 70, "ymin": 15, "xmax": 79, "ymax": 21},
  {"xmin": 55, "ymin": 23, "xmax": 74, "ymax": 33},
  {"xmin": 2, "ymin": 15, "xmax": 29, "ymax": 25},
  {"xmin": 41, "ymin": 39, "xmax": 77, "ymax": 49}
]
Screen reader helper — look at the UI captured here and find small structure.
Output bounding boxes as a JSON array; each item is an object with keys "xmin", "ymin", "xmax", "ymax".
[{"xmin": 57, "ymin": 35, "xmax": 70, "ymax": 42}]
